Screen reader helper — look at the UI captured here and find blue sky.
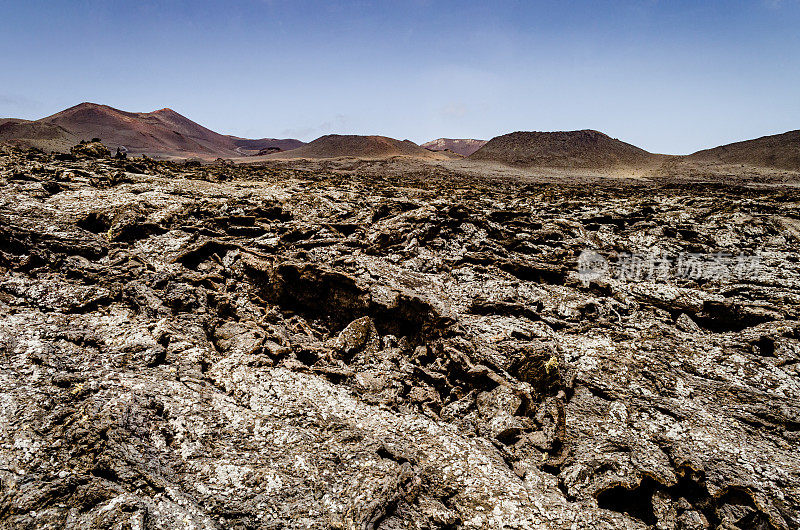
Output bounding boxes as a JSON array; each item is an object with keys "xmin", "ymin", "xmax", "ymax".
[{"xmin": 1, "ymin": 0, "xmax": 798, "ymax": 154}]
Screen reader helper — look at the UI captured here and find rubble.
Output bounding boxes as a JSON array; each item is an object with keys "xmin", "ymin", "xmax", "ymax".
[
  {"xmin": 0, "ymin": 145, "xmax": 798, "ymax": 528},
  {"xmin": 70, "ymin": 140, "xmax": 111, "ymax": 159}
]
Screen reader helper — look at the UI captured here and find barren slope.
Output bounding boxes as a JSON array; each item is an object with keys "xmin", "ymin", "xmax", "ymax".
[
  {"xmin": 421, "ymin": 138, "xmax": 487, "ymax": 156},
  {"xmin": 470, "ymin": 130, "xmax": 659, "ymax": 168},
  {"xmin": 0, "ymin": 118, "xmax": 28, "ymax": 127},
  {"xmin": 267, "ymin": 134, "xmax": 439, "ymax": 159},
  {"xmin": 0, "ymin": 119, "xmax": 79, "ymax": 152},
  {"xmin": 687, "ymin": 130, "xmax": 800, "ymax": 170},
  {"xmin": 227, "ymin": 136, "xmax": 306, "ymax": 155},
  {"xmin": 14, "ymin": 103, "xmax": 303, "ymax": 159},
  {"xmin": 38, "ymin": 103, "xmax": 239, "ymax": 156}
]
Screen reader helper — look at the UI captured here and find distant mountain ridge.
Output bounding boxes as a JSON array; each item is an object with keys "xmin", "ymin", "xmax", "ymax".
[
  {"xmin": 470, "ymin": 130, "xmax": 658, "ymax": 168},
  {"xmin": 2, "ymin": 103, "xmax": 798, "ymax": 169},
  {"xmin": 266, "ymin": 134, "xmax": 441, "ymax": 159},
  {"xmin": 686, "ymin": 130, "xmax": 800, "ymax": 171},
  {"xmin": 227, "ymin": 136, "xmax": 306, "ymax": 155},
  {"xmin": 421, "ymin": 138, "xmax": 487, "ymax": 157},
  {"xmin": 39, "ymin": 103, "xmax": 238, "ymax": 156},
  {"xmin": 1, "ymin": 102, "xmax": 305, "ymax": 158}
]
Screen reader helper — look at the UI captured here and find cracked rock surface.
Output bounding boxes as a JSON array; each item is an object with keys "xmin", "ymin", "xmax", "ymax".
[{"xmin": 1, "ymin": 147, "xmax": 799, "ymax": 529}]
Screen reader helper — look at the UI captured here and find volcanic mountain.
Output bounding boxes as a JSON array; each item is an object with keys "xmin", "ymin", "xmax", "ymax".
[
  {"xmin": 686, "ymin": 130, "xmax": 800, "ymax": 171},
  {"xmin": 36, "ymin": 103, "xmax": 236, "ymax": 156},
  {"xmin": 266, "ymin": 134, "xmax": 439, "ymax": 159},
  {"xmin": 421, "ymin": 138, "xmax": 487, "ymax": 157},
  {"xmin": 469, "ymin": 130, "xmax": 658, "ymax": 168},
  {"xmin": 2, "ymin": 103, "xmax": 304, "ymax": 158}
]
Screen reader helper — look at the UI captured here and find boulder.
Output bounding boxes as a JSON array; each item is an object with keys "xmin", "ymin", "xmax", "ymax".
[{"xmin": 70, "ymin": 140, "xmax": 110, "ymax": 159}]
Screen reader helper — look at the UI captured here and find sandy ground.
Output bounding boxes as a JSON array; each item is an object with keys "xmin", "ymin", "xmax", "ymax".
[{"xmin": 230, "ymin": 154, "xmax": 800, "ymax": 189}]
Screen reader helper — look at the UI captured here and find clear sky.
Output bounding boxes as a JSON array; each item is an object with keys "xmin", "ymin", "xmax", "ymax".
[{"xmin": 1, "ymin": 0, "xmax": 798, "ymax": 154}]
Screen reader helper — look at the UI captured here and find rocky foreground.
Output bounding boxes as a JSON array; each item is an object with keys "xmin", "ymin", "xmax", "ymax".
[{"xmin": 0, "ymin": 146, "xmax": 799, "ymax": 529}]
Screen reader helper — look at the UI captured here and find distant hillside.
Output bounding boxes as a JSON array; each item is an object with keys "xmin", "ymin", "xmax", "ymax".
[
  {"xmin": 267, "ymin": 134, "xmax": 438, "ymax": 159},
  {"xmin": 0, "ymin": 119, "xmax": 79, "ymax": 153},
  {"xmin": 470, "ymin": 130, "xmax": 657, "ymax": 168},
  {"xmin": 227, "ymin": 136, "xmax": 305, "ymax": 155},
  {"xmin": 421, "ymin": 138, "xmax": 487, "ymax": 157},
  {"xmin": 37, "ymin": 103, "xmax": 241, "ymax": 157},
  {"xmin": 0, "ymin": 118, "xmax": 27, "ymax": 127},
  {"xmin": 686, "ymin": 130, "xmax": 800, "ymax": 171},
  {"xmin": 0, "ymin": 102, "xmax": 303, "ymax": 159}
]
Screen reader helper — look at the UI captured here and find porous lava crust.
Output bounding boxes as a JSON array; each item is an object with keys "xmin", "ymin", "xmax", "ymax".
[{"xmin": 1, "ymin": 146, "xmax": 799, "ymax": 529}]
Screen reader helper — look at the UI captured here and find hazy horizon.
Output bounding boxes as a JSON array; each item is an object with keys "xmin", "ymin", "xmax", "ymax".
[{"xmin": 2, "ymin": 0, "xmax": 799, "ymax": 155}]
